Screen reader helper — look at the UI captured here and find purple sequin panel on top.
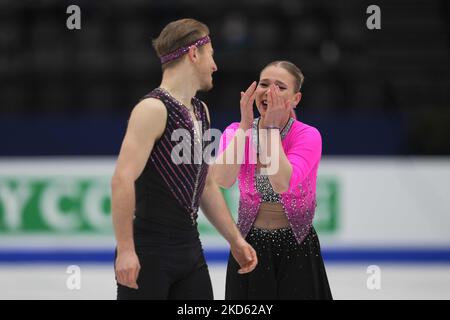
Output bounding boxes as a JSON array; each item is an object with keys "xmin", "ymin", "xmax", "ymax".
[{"xmin": 142, "ymin": 88, "xmax": 210, "ymax": 223}]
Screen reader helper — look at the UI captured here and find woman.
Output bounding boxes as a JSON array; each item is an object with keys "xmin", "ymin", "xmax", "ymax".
[{"xmin": 213, "ymin": 60, "xmax": 332, "ymax": 300}]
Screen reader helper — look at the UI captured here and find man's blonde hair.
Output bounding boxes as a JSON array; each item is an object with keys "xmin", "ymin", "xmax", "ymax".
[{"xmin": 152, "ymin": 18, "xmax": 210, "ymax": 70}]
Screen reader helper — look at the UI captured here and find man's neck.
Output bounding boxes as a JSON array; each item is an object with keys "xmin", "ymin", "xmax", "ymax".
[{"xmin": 160, "ymin": 69, "xmax": 198, "ymax": 110}]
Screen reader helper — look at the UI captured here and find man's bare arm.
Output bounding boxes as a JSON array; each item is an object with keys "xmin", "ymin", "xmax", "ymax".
[
  {"xmin": 200, "ymin": 102, "xmax": 257, "ymax": 273},
  {"xmin": 111, "ymin": 98, "xmax": 166, "ymax": 289}
]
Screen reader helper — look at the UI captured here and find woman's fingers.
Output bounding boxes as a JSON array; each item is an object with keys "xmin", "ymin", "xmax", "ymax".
[
  {"xmin": 248, "ymin": 90, "xmax": 256, "ymax": 108},
  {"xmin": 274, "ymin": 85, "xmax": 284, "ymax": 110},
  {"xmin": 267, "ymin": 86, "xmax": 273, "ymax": 110},
  {"xmin": 271, "ymin": 84, "xmax": 291, "ymax": 112},
  {"xmin": 238, "ymin": 258, "xmax": 257, "ymax": 274},
  {"xmin": 247, "ymin": 81, "xmax": 257, "ymax": 94},
  {"xmin": 241, "ymin": 81, "xmax": 257, "ymax": 107},
  {"xmin": 269, "ymin": 84, "xmax": 280, "ymax": 111}
]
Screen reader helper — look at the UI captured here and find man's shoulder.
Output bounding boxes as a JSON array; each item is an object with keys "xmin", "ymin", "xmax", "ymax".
[
  {"xmin": 128, "ymin": 98, "xmax": 167, "ymax": 136},
  {"xmin": 134, "ymin": 97, "xmax": 167, "ymax": 116}
]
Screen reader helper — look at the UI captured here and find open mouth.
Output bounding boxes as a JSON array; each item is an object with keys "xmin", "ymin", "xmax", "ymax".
[{"xmin": 261, "ymin": 100, "xmax": 268, "ymax": 109}]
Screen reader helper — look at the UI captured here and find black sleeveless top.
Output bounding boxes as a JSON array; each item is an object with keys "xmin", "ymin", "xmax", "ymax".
[{"xmin": 133, "ymin": 88, "xmax": 211, "ymax": 243}]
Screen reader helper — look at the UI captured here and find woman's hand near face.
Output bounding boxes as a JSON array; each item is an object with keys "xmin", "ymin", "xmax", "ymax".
[
  {"xmin": 240, "ymin": 81, "xmax": 257, "ymax": 130},
  {"xmin": 263, "ymin": 84, "xmax": 291, "ymax": 128}
]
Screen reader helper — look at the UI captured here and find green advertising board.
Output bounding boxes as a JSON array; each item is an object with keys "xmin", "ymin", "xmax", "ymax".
[{"xmin": 0, "ymin": 176, "xmax": 338, "ymax": 236}]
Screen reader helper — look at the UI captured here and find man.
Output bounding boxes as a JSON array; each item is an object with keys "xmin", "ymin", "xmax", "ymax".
[{"xmin": 111, "ymin": 18, "xmax": 257, "ymax": 300}]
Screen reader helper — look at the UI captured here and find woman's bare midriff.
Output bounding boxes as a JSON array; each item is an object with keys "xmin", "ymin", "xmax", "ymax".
[{"xmin": 253, "ymin": 202, "xmax": 290, "ymax": 229}]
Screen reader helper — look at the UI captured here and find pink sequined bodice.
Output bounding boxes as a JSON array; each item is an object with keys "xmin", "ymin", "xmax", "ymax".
[{"xmin": 218, "ymin": 118, "xmax": 322, "ymax": 244}]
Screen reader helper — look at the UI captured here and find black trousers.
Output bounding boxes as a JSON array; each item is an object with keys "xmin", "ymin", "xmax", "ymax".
[
  {"xmin": 226, "ymin": 226, "xmax": 332, "ymax": 300},
  {"xmin": 116, "ymin": 244, "xmax": 213, "ymax": 300}
]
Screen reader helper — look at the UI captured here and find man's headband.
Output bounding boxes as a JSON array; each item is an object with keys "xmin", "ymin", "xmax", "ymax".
[{"xmin": 160, "ymin": 35, "xmax": 211, "ymax": 64}]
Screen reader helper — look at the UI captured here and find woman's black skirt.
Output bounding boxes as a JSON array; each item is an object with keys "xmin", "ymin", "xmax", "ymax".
[{"xmin": 226, "ymin": 226, "xmax": 332, "ymax": 300}]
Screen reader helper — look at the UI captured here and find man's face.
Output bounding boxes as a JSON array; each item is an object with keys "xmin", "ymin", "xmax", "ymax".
[{"xmin": 196, "ymin": 42, "xmax": 218, "ymax": 92}]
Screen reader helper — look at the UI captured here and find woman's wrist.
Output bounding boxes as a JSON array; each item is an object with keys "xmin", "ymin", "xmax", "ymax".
[
  {"xmin": 239, "ymin": 121, "xmax": 251, "ymax": 131},
  {"xmin": 262, "ymin": 124, "xmax": 280, "ymax": 130}
]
